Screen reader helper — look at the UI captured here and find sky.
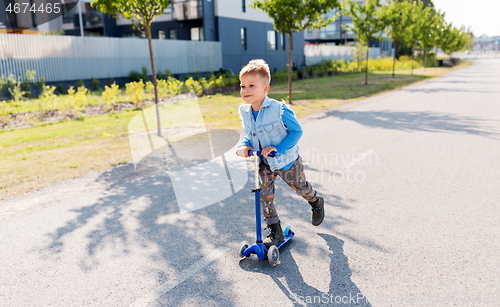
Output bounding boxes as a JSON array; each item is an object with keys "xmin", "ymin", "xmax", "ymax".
[{"xmin": 432, "ymin": 0, "xmax": 500, "ymax": 37}]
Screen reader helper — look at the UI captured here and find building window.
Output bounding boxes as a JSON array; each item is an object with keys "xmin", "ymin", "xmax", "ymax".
[
  {"xmin": 169, "ymin": 29, "xmax": 177, "ymax": 40},
  {"xmin": 242, "ymin": 0, "xmax": 246, "ymax": 12},
  {"xmin": 158, "ymin": 30, "xmax": 166, "ymax": 40},
  {"xmin": 191, "ymin": 27, "xmax": 204, "ymax": 41},
  {"xmin": 241, "ymin": 28, "xmax": 247, "ymax": 50},
  {"xmin": 62, "ymin": 4, "xmax": 75, "ymax": 24},
  {"xmin": 280, "ymin": 33, "xmax": 286, "ymax": 50},
  {"xmin": 163, "ymin": 4, "xmax": 172, "ymax": 14},
  {"xmin": 267, "ymin": 30, "xmax": 277, "ymax": 50}
]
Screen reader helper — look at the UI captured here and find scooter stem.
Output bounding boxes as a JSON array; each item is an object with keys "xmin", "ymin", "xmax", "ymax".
[{"xmin": 253, "ymin": 152, "xmax": 263, "ymax": 243}]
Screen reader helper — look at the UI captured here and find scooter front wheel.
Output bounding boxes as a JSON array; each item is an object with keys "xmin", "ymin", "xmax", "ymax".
[
  {"xmin": 237, "ymin": 241, "xmax": 249, "ymax": 261},
  {"xmin": 267, "ymin": 245, "xmax": 280, "ymax": 267}
]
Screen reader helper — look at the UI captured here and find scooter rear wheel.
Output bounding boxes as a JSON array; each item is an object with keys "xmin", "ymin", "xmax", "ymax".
[
  {"xmin": 267, "ymin": 245, "xmax": 280, "ymax": 267},
  {"xmin": 237, "ymin": 241, "xmax": 249, "ymax": 261}
]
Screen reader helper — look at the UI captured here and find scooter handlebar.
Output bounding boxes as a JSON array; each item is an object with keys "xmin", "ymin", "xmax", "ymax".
[
  {"xmin": 248, "ymin": 150, "xmax": 276, "ymax": 158},
  {"xmin": 236, "ymin": 150, "xmax": 276, "ymax": 157}
]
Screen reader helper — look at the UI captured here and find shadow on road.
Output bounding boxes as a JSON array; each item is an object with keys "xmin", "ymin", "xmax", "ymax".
[
  {"xmin": 33, "ymin": 127, "xmax": 384, "ymax": 305},
  {"xmin": 320, "ymin": 110, "xmax": 499, "ymax": 139},
  {"xmin": 238, "ymin": 234, "xmax": 372, "ymax": 307}
]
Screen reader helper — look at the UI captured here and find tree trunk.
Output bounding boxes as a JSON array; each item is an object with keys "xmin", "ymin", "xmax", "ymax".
[
  {"xmin": 146, "ymin": 24, "xmax": 161, "ymax": 137},
  {"xmin": 434, "ymin": 46, "xmax": 437, "ymax": 69},
  {"xmin": 357, "ymin": 44, "xmax": 360, "ymax": 73},
  {"xmin": 411, "ymin": 45, "xmax": 414, "ymax": 75},
  {"xmin": 288, "ymin": 31, "xmax": 293, "ymax": 104},
  {"xmin": 365, "ymin": 40, "xmax": 369, "ymax": 85},
  {"xmin": 423, "ymin": 46, "xmax": 427, "ymax": 71},
  {"xmin": 392, "ymin": 41, "xmax": 397, "ymax": 78}
]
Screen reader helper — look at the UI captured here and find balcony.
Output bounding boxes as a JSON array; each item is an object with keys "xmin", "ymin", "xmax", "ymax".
[
  {"xmin": 172, "ymin": 0, "xmax": 203, "ymax": 20},
  {"xmin": 74, "ymin": 10, "xmax": 104, "ymax": 29}
]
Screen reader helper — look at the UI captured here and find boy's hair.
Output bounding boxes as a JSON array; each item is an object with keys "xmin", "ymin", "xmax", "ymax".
[{"xmin": 239, "ymin": 59, "xmax": 271, "ymax": 85}]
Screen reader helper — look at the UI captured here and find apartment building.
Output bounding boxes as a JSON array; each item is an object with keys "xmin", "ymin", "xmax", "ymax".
[
  {"xmin": 303, "ymin": 1, "xmax": 393, "ymax": 56},
  {"xmin": 36, "ymin": 0, "xmax": 304, "ymax": 74}
]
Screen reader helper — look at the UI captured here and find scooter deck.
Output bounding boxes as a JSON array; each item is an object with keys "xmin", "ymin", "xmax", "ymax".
[
  {"xmin": 276, "ymin": 230, "xmax": 294, "ymax": 250},
  {"xmin": 242, "ymin": 229, "xmax": 294, "ymax": 260}
]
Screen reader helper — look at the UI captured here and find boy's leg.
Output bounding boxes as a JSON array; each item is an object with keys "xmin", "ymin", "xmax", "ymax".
[
  {"xmin": 259, "ymin": 161, "xmax": 279, "ymax": 225},
  {"xmin": 278, "ymin": 155, "xmax": 317, "ymax": 201},
  {"xmin": 259, "ymin": 161, "xmax": 285, "ymax": 247},
  {"xmin": 278, "ymin": 155, "xmax": 325, "ymax": 226}
]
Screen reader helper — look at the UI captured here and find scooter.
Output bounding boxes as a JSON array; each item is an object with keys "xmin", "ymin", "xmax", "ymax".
[{"xmin": 236, "ymin": 150, "xmax": 294, "ymax": 266}]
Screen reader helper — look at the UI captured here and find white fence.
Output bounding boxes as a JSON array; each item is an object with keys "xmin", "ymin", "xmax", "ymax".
[
  {"xmin": 305, "ymin": 45, "xmax": 382, "ymax": 65},
  {"xmin": 0, "ymin": 34, "xmax": 222, "ymax": 82}
]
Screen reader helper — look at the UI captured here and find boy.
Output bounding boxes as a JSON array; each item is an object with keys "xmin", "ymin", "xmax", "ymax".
[{"xmin": 236, "ymin": 59, "xmax": 324, "ymax": 248}]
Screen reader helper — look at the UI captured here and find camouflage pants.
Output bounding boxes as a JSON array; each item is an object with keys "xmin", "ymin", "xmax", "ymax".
[{"xmin": 259, "ymin": 155, "xmax": 317, "ymax": 225}]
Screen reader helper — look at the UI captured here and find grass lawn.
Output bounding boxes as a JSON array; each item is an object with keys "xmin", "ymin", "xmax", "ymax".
[{"xmin": 0, "ymin": 63, "xmax": 472, "ymax": 200}]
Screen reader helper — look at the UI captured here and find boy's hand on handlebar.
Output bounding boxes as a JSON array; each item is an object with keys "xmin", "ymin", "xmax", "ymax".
[
  {"xmin": 237, "ymin": 146, "xmax": 252, "ymax": 158},
  {"xmin": 262, "ymin": 146, "xmax": 277, "ymax": 158}
]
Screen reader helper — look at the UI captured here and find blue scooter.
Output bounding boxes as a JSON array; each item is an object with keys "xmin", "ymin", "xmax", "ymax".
[{"xmin": 236, "ymin": 150, "xmax": 294, "ymax": 266}]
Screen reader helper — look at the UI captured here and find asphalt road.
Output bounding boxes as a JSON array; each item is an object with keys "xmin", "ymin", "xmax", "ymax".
[{"xmin": 1, "ymin": 54, "xmax": 499, "ymax": 307}]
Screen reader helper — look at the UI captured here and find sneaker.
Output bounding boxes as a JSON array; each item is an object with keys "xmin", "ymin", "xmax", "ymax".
[
  {"xmin": 263, "ymin": 221, "xmax": 285, "ymax": 248},
  {"xmin": 309, "ymin": 195, "xmax": 324, "ymax": 226}
]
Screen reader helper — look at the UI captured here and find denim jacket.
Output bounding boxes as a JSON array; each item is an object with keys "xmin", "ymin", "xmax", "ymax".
[{"xmin": 238, "ymin": 96, "xmax": 299, "ymax": 171}]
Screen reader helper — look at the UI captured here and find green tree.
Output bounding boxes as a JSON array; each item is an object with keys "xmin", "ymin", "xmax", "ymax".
[
  {"xmin": 415, "ymin": 0, "xmax": 434, "ymax": 8},
  {"xmin": 252, "ymin": 0, "xmax": 340, "ymax": 104},
  {"xmin": 404, "ymin": 0, "xmax": 424, "ymax": 75},
  {"xmin": 416, "ymin": 6, "xmax": 442, "ymax": 70},
  {"xmin": 439, "ymin": 24, "xmax": 469, "ymax": 58},
  {"xmin": 344, "ymin": 0, "xmax": 386, "ymax": 85},
  {"xmin": 431, "ymin": 11, "xmax": 446, "ymax": 69},
  {"xmin": 382, "ymin": 0, "xmax": 413, "ymax": 77},
  {"xmin": 91, "ymin": 0, "xmax": 171, "ymax": 137}
]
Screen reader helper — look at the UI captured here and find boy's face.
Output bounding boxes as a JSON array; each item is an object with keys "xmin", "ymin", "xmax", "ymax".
[{"xmin": 240, "ymin": 73, "xmax": 269, "ymax": 110}]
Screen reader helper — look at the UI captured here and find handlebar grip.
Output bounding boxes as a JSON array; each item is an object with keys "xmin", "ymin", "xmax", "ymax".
[
  {"xmin": 235, "ymin": 150, "xmax": 277, "ymax": 157},
  {"xmin": 248, "ymin": 150, "xmax": 276, "ymax": 158}
]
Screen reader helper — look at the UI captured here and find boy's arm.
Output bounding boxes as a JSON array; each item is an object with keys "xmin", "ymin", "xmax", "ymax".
[
  {"xmin": 240, "ymin": 134, "xmax": 252, "ymax": 147},
  {"xmin": 237, "ymin": 105, "xmax": 253, "ymax": 157},
  {"xmin": 275, "ymin": 104, "xmax": 303, "ymax": 155}
]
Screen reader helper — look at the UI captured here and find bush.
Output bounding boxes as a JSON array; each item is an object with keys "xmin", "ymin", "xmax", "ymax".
[
  {"xmin": 125, "ymin": 80, "xmax": 145, "ymax": 107},
  {"xmin": 75, "ymin": 79, "xmax": 84, "ymax": 88},
  {"xmin": 38, "ymin": 85, "xmax": 57, "ymax": 118},
  {"xmin": 185, "ymin": 77, "xmax": 195, "ymax": 93},
  {"xmin": 167, "ymin": 77, "xmax": 183, "ymax": 97},
  {"xmin": 157, "ymin": 79, "xmax": 168, "ymax": 97},
  {"xmin": 145, "ymin": 81, "xmax": 155, "ymax": 94},
  {"xmin": 415, "ymin": 52, "xmax": 435, "ymax": 67},
  {"xmin": 8, "ymin": 75, "xmax": 26, "ymax": 112},
  {"xmin": 67, "ymin": 85, "xmax": 87, "ymax": 117},
  {"xmin": 164, "ymin": 69, "xmax": 171, "ymax": 79},
  {"xmin": 193, "ymin": 80, "xmax": 203, "ymax": 96},
  {"xmin": 91, "ymin": 78, "xmax": 99, "ymax": 91},
  {"xmin": 141, "ymin": 66, "xmax": 149, "ymax": 82},
  {"xmin": 104, "ymin": 78, "xmax": 115, "ymax": 87},
  {"xmin": 56, "ymin": 83, "xmax": 65, "ymax": 94},
  {"xmin": 128, "ymin": 70, "xmax": 142, "ymax": 83},
  {"xmin": 102, "ymin": 83, "xmax": 121, "ymax": 111},
  {"xmin": 272, "ymin": 69, "xmax": 288, "ymax": 84},
  {"xmin": 156, "ymin": 71, "xmax": 165, "ymax": 81},
  {"xmin": 214, "ymin": 76, "xmax": 224, "ymax": 90},
  {"xmin": 200, "ymin": 77, "xmax": 215, "ymax": 95},
  {"xmin": 222, "ymin": 71, "xmax": 239, "ymax": 86}
]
